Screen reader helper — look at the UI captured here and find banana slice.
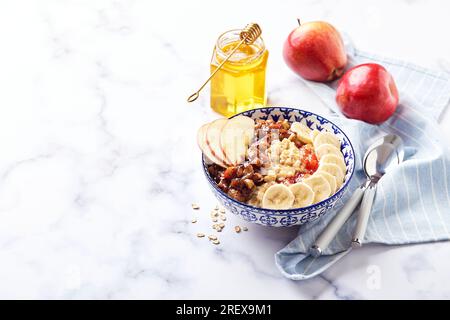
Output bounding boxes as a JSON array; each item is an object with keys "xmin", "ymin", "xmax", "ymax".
[
  {"xmin": 315, "ymin": 171, "xmax": 337, "ymax": 193},
  {"xmin": 318, "ymin": 163, "xmax": 344, "ymax": 189},
  {"xmin": 315, "ymin": 143, "xmax": 342, "ymax": 160},
  {"xmin": 289, "ymin": 182, "xmax": 314, "ymax": 208},
  {"xmin": 321, "ymin": 154, "xmax": 346, "ymax": 175},
  {"xmin": 262, "ymin": 184, "xmax": 295, "ymax": 209},
  {"xmin": 313, "ymin": 131, "xmax": 341, "ymax": 149},
  {"xmin": 303, "ymin": 175, "xmax": 331, "ymax": 204},
  {"xmin": 290, "ymin": 122, "xmax": 313, "ymax": 144}
]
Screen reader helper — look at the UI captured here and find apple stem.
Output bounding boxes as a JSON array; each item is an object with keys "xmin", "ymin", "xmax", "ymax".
[{"xmin": 297, "ymin": 18, "xmax": 301, "ymax": 26}]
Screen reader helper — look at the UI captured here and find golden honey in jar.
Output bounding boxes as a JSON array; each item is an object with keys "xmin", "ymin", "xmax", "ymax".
[{"xmin": 210, "ymin": 29, "xmax": 269, "ymax": 117}]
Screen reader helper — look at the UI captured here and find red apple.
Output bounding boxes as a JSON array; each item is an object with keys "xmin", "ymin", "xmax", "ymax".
[
  {"xmin": 197, "ymin": 122, "xmax": 228, "ymax": 167},
  {"xmin": 283, "ymin": 20, "xmax": 347, "ymax": 82},
  {"xmin": 336, "ymin": 63, "xmax": 399, "ymax": 124}
]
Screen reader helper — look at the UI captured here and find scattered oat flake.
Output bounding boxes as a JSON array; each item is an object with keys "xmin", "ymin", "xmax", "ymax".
[
  {"xmin": 219, "ymin": 208, "xmax": 226, "ymax": 214},
  {"xmin": 220, "ymin": 215, "xmax": 226, "ymax": 221},
  {"xmin": 196, "ymin": 233, "xmax": 205, "ymax": 238},
  {"xmin": 208, "ymin": 235, "xmax": 217, "ymax": 241},
  {"xmin": 211, "ymin": 212, "xmax": 219, "ymax": 217},
  {"xmin": 243, "ymin": 226, "xmax": 248, "ymax": 231},
  {"xmin": 191, "ymin": 203, "xmax": 200, "ymax": 210},
  {"xmin": 212, "ymin": 240, "xmax": 220, "ymax": 245},
  {"xmin": 234, "ymin": 226, "xmax": 241, "ymax": 233},
  {"xmin": 191, "ymin": 219, "xmax": 197, "ymax": 223},
  {"xmin": 219, "ymin": 223, "xmax": 225, "ymax": 228}
]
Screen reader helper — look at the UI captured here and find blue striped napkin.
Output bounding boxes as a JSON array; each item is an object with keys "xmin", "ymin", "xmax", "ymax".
[{"xmin": 275, "ymin": 41, "xmax": 450, "ymax": 280}]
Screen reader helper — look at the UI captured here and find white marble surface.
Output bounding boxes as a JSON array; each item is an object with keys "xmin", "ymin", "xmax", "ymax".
[{"xmin": 0, "ymin": 0, "xmax": 450, "ymax": 299}]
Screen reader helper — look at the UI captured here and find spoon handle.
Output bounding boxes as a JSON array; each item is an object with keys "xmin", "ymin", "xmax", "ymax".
[
  {"xmin": 352, "ymin": 182, "xmax": 377, "ymax": 248},
  {"xmin": 310, "ymin": 185, "xmax": 366, "ymax": 257}
]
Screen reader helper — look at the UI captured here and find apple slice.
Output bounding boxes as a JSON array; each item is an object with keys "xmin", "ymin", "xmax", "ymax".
[
  {"xmin": 205, "ymin": 119, "xmax": 229, "ymax": 167},
  {"xmin": 220, "ymin": 116, "xmax": 254, "ymax": 165},
  {"xmin": 197, "ymin": 123, "xmax": 227, "ymax": 168}
]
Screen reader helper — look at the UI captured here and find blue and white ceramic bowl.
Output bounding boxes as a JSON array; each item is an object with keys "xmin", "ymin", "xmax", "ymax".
[{"xmin": 202, "ymin": 107, "xmax": 355, "ymax": 227}]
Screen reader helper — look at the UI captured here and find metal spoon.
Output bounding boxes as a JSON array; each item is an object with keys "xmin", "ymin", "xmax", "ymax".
[
  {"xmin": 351, "ymin": 134, "xmax": 404, "ymax": 247},
  {"xmin": 310, "ymin": 134, "xmax": 404, "ymax": 257}
]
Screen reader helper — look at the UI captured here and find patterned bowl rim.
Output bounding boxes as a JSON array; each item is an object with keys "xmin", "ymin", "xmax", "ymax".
[{"xmin": 202, "ymin": 107, "xmax": 355, "ymax": 215}]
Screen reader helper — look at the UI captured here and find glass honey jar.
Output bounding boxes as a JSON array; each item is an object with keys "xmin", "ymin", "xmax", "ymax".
[{"xmin": 210, "ymin": 29, "xmax": 269, "ymax": 117}]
